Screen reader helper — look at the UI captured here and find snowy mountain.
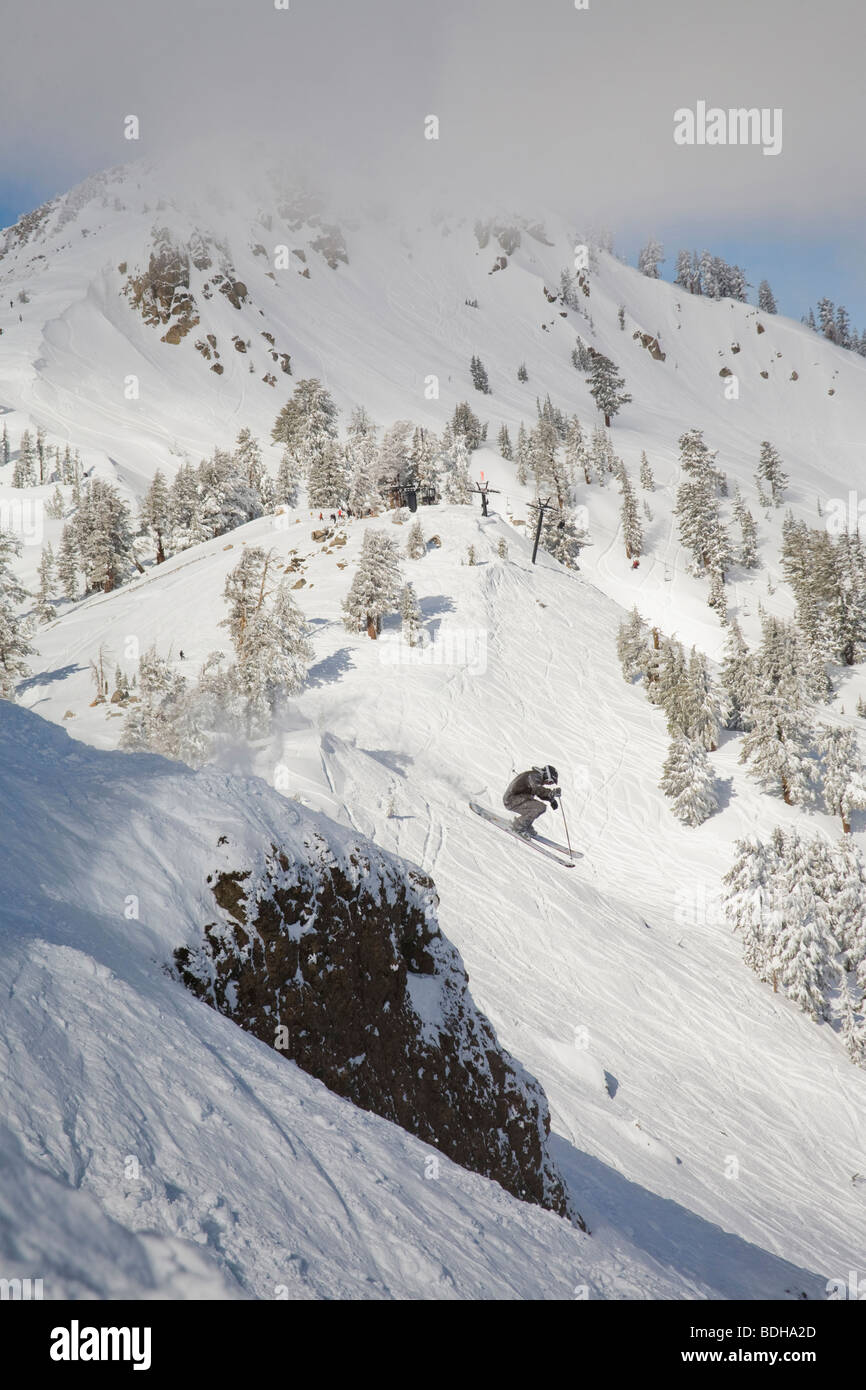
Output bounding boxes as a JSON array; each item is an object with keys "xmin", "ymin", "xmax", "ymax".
[{"xmin": 2, "ymin": 157, "xmax": 866, "ymax": 1300}]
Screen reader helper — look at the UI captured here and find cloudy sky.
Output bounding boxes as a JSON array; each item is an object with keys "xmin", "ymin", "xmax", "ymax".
[{"xmin": 2, "ymin": 0, "xmax": 864, "ymax": 319}]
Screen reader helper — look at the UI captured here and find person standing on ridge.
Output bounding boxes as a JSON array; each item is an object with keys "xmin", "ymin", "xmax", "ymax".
[{"xmin": 502, "ymin": 765, "xmax": 561, "ymax": 838}]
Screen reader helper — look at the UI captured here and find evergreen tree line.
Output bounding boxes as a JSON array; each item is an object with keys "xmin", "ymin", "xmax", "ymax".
[
  {"xmin": 724, "ymin": 827, "xmax": 866, "ymax": 1063},
  {"xmin": 617, "ymin": 605, "xmax": 866, "ymax": 828},
  {"xmin": 802, "ymin": 299, "xmax": 866, "ymax": 356},
  {"xmin": 121, "ymin": 545, "xmax": 315, "ymax": 763},
  {"xmin": 1, "ymin": 423, "xmax": 84, "ymax": 490}
]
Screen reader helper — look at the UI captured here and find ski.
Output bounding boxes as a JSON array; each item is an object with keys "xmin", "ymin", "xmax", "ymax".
[{"xmin": 469, "ymin": 802, "xmax": 579, "ymax": 866}]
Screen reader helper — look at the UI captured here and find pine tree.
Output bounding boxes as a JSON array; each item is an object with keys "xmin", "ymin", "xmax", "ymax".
[
  {"xmin": 1, "ymin": 422, "xmax": 8, "ymax": 466},
  {"xmin": 637, "ymin": 238, "xmax": 664, "ymax": 278},
  {"xmin": 140, "ymin": 469, "xmax": 171, "ymax": 563},
  {"xmin": 221, "ymin": 547, "xmax": 273, "ymax": 651},
  {"xmin": 514, "ymin": 423, "xmax": 530, "ymax": 485},
  {"xmin": 660, "ymin": 734, "xmax": 718, "ymax": 826},
  {"xmin": 449, "ymin": 401, "xmax": 485, "ymax": 452},
  {"xmin": 13, "ymin": 430, "xmax": 37, "ymax": 487},
  {"xmin": 517, "ymin": 362, "xmax": 528, "ymax": 382},
  {"xmin": 71, "ymin": 479, "xmax": 136, "ymax": 593},
  {"xmin": 45, "ymin": 485, "xmax": 66, "ymax": 520},
  {"xmin": 723, "ymin": 833, "xmax": 780, "ymax": 979},
  {"xmin": 733, "ymin": 488, "xmax": 759, "ymax": 568},
  {"xmin": 57, "ymin": 525, "xmax": 79, "ymax": 600},
  {"xmin": 470, "ymin": 355, "xmax": 491, "ymax": 394},
  {"xmin": 740, "ymin": 694, "xmax": 816, "ymax": 806},
  {"xmin": 616, "ymin": 607, "xmax": 648, "ymax": 681},
  {"xmin": 405, "ymin": 520, "xmax": 427, "ymax": 559},
  {"xmin": 540, "ymin": 503, "xmax": 584, "ymax": 568},
  {"xmin": 342, "ymin": 528, "xmax": 402, "ymax": 637},
  {"xmin": 670, "ymin": 648, "xmax": 725, "ymax": 750},
  {"xmin": 757, "ymin": 280, "xmax": 777, "ymax": 314},
  {"xmin": 308, "ymin": 439, "xmax": 350, "ymax": 509},
  {"xmin": 443, "ymin": 437, "xmax": 474, "ymax": 504},
  {"xmin": 757, "ymin": 441, "xmax": 787, "ymax": 506},
  {"xmin": 35, "ymin": 427, "xmax": 47, "ymax": 484},
  {"xmin": 586, "ymin": 353, "xmax": 631, "ymax": 426},
  {"xmin": 720, "ymin": 617, "xmax": 753, "ymax": 730},
  {"xmin": 619, "ymin": 469, "xmax": 642, "ymax": 558},
  {"xmin": 0, "ymin": 530, "xmax": 34, "ymax": 697},
  {"xmin": 819, "ymin": 725, "xmax": 866, "ymax": 832},
  {"xmin": 639, "ymin": 452, "xmax": 654, "ymax": 490},
  {"xmin": 399, "ymin": 581, "xmax": 424, "ymax": 646},
  {"xmin": 234, "ymin": 580, "xmax": 314, "ymax": 728},
  {"xmin": 345, "ymin": 407, "xmax": 382, "ymax": 514},
  {"xmin": 275, "ymin": 449, "xmax": 303, "ymax": 507},
  {"xmin": 497, "ymin": 424, "xmax": 513, "ymax": 460},
  {"xmin": 271, "ymin": 378, "xmax": 339, "ymax": 478},
  {"xmin": 35, "ymin": 542, "xmax": 55, "ymax": 623}
]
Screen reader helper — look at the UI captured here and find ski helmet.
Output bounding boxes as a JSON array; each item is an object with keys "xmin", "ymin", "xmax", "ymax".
[{"xmin": 533, "ymin": 764, "xmax": 558, "ymax": 784}]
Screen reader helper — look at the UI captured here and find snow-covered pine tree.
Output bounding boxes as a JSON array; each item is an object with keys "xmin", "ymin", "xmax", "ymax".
[
  {"xmin": 140, "ymin": 469, "xmax": 171, "ymax": 564},
  {"xmin": 45, "ymin": 485, "xmax": 65, "ymax": 520},
  {"xmin": 515, "ymin": 422, "xmax": 530, "ymax": 484},
  {"xmin": 720, "ymin": 616, "xmax": 754, "ymax": 730},
  {"xmin": 399, "ymin": 581, "xmax": 424, "ymax": 647},
  {"xmin": 616, "ymin": 607, "xmax": 648, "ymax": 682},
  {"xmin": 443, "ymin": 436, "xmax": 474, "ymax": 504},
  {"xmin": 819, "ymin": 725, "xmax": 866, "ymax": 832},
  {"xmin": 449, "ymin": 401, "xmax": 485, "ymax": 452},
  {"xmin": 308, "ymin": 439, "xmax": 350, "ymax": 509},
  {"xmin": 275, "ymin": 449, "xmax": 303, "ymax": 508},
  {"xmin": 637, "ymin": 238, "xmax": 664, "ymax": 278},
  {"xmin": 0, "ymin": 529, "xmax": 34, "ymax": 697},
  {"xmin": 517, "ymin": 362, "xmax": 528, "ymax": 382},
  {"xmin": 733, "ymin": 488, "xmax": 759, "ymax": 568},
  {"xmin": 405, "ymin": 520, "xmax": 427, "ymax": 559},
  {"xmin": 739, "ymin": 691, "xmax": 817, "ymax": 806},
  {"xmin": 344, "ymin": 406, "xmax": 382, "ymax": 514},
  {"xmin": 585, "ymin": 353, "xmax": 631, "ymax": 427},
  {"xmin": 659, "ymin": 734, "xmax": 718, "ymax": 826},
  {"xmin": 723, "ymin": 833, "xmax": 780, "ymax": 978},
  {"xmin": 271, "ymin": 379, "xmax": 339, "ymax": 478},
  {"xmin": 757, "ymin": 441, "xmax": 788, "ymax": 506},
  {"xmin": 234, "ymin": 428, "xmax": 265, "ymax": 492},
  {"xmin": 413, "ymin": 431, "xmax": 441, "ymax": 506},
  {"xmin": 12, "ymin": 430, "xmax": 37, "ymax": 488},
  {"xmin": 470, "ymin": 355, "xmax": 491, "ymax": 394},
  {"xmin": 121, "ymin": 646, "xmax": 207, "ymax": 766},
  {"xmin": 57, "ymin": 524, "xmax": 80, "ymax": 601},
  {"xmin": 666, "ymin": 648, "xmax": 725, "ymax": 750},
  {"xmin": 563, "ymin": 415, "xmax": 585, "ymax": 485},
  {"xmin": 540, "ymin": 502, "xmax": 584, "ymax": 568},
  {"xmin": 234, "ymin": 580, "xmax": 314, "ymax": 730},
  {"xmin": 757, "ymin": 280, "xmax": 777, "ymax": 314},
  {"xmin": 342, "ymin": 528, "xmax": 402, "ymax": 637},
  {"xmin": 619, "ymin": 469, "xmax": 642, "ymax": 558},
  {"xmin": 769, "ymin": 830, "xmax": 835, "ymax": 1020},
  {"xmin": 639, "ymin": 452, "xmax": 654, "ymax": 490},
  {"xmin": 35, "ymin": 542, "xmax": 55, "ymax": 624},
  {"xmin": 71, "ymin": 479, "xmax": 136, "ymax": 593},
  {"xmin": 497, "ymin": 424, "xmax": 513, "ymax": 460},
  {"xmin": 1, "ymin": 422, "xmax": 8, "ymax": 466}
]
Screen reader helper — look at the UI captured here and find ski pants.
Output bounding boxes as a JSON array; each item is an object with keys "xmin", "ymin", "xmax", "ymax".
[{"xmin": 503, "ymin": 791, "xmax": 549, "ymax": 833}]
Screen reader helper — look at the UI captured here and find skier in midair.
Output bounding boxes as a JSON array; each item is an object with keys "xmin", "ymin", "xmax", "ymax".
[{"xmin": 503, "ymin": 765, "xmax": 560, "ymax": 838}]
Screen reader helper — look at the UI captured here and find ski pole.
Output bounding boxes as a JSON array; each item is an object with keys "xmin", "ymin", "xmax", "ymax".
[{"xmin": 558, "ymin": 797, "xmax": 575, "ymax": 862}]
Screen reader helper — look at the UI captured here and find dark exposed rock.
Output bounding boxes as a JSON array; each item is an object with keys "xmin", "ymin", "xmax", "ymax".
[{"xmin": 174, "ymin": 836, "xmax": 579, "ymax": 1224}]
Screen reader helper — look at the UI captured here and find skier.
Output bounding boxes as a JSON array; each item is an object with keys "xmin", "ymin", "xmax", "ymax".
[{"xmin": 503, "ymin": 765, "xmax": 561, "ymax": 838}]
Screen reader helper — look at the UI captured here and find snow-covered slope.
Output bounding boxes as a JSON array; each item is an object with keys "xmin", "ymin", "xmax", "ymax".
[
  {"xmin": 3, "ymin": 158, "xmax": 866, "ymax": 1299},
  {"xmin": 1, "ymin": 698, "xmax": 759, "ymax": 1302}
]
